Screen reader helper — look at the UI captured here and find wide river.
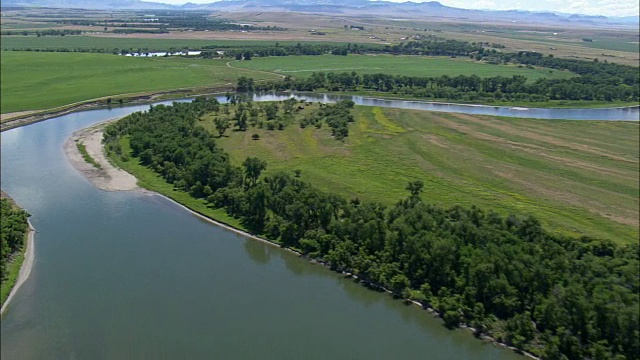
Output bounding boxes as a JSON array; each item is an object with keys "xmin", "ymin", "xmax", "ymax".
[{"xmin": 2, "ymin": 95, "xmax": 633, "ymax": 359}]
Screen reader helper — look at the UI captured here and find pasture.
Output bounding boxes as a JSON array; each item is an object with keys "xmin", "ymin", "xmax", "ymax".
[
  {"xmin": 0, "ymin": 51, "xmax": 280, "ymax": 113},
  {"xmin": 232, "ymin": 54, "xmax": 576, "ymax": 80},
  {"xmin": 212, "ymin": 104, "xmax": 639, "ymax": 244},
  {"xmin": 0, "ymin": 35, "xmax": 356, "ymax": 52}
]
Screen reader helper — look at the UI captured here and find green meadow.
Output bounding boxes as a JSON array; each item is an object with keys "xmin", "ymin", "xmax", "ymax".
[
  {"xmin": 233, "ymin": 54, "xmax": 576, "ymax": 80},
  {"xmin": 580, "ymin": 39, "xmax": 640, "ymax": 53},
  {"xmin": 0, "ymin": 35, "xmax": 353, "ymax": 51},
  {"xmin": 210, "ymin": 105, "xmax": 638, "ymax": 244},
  {"xmin": 0, "ymin": 51, "xmax": 280, "ymax": 113}
]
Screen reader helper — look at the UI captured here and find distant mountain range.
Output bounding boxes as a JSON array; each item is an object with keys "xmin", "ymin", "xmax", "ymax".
[{"xmin": 2, "ymin": 0, "xmax": 638, "ymax": 26}]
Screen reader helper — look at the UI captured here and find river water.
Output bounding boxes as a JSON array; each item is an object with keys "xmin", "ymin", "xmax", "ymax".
[
  {"xmin": 280, "ymin": 92, "xmax": 639, "ymax": 121},
  {"xmin": 3, "ymin": 95, "xmax": 631, "ymax": 359}
]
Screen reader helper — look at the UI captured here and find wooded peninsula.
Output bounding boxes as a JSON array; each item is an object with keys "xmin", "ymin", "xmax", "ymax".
[{"xmin": 103, "ymin": 96, "xmax": 639, "ymax": 360}]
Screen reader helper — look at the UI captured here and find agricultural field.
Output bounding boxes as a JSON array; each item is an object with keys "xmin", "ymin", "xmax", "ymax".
[
  {"xmin": 232, "ymin": 54, "xmax": 575, "ymax": 80},
  {"xmin": 0, "ymin": 35, "xmax": 357, "ymax": 52},
  {"xmin": 225, "ymin": 12, "xmax": 640, "ymax": 66},
  {"xmin": 3, "ymin": 7, "xmax": 638, "ymax": 65},
  {"xmin": 0, "ymin": 51, "xmax": 280, "ymax": 113},
  {"xmin": 207, "ymin": 103, "xmax": 639, "ymax": 244}
]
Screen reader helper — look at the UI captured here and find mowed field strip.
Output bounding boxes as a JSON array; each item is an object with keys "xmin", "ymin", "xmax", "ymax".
[
  {"xmin": 0, "ymin": 51, "xmax": 281, "ymax": 113},
  {"xmin": 211, "ymin": 106, "xmax": 639, "ymax": 244},
  {"xmin": 233, "ymin": 54, "xmax": 576, "ymax": 80}
]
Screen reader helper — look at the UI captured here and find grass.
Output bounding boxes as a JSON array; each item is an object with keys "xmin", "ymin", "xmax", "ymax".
[
  {"xmin": 233, "ymin": 54, "xmax": 576, "ymax": 81},
  {"xmin": 210, "ymin": 105, "xmax": 638, "ymax": 244},
  {"xmin": 0, "ymin": 51, "xmax": 281, "ymax": 113},
  {"xmin": 0, "ymin": 249, "xmax": 25, "ymax": 308},
  {"xmin": 76, "ymin": 141, "xmax": 101, "ymax": 169},
  {"xmin": 581, "ymin": 40, "xmax": 640, "ymax": 54},
  {"xmin": 0, "ymin": 36, "xmax": 358, "ymax": 51}
]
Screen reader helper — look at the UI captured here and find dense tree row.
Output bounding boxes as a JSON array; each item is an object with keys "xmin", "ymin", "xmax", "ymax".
[
  {"xmin": 0, "ymin": 198, "xmax": 29, "ymax": 281},
  {"xmin": 201, "ymin": 42, "xmax": 383, "ymax": 60},
  {"xmin": 200, "ymin": 38, "xmax": 484, "ymax": 60},
  {"xmin": 104, "ymin": 99, "xmax": 639, "ymax": 360},
  {"xmin": 253, "ymin": 68, "xmax": 638, "ymax": 102},
  {"xmin": 112, "ymin": 29, "xmax": 168, "ymax": 34},
  {"xmin": 385, "ymin": 37, "xmax": 485, "ymax": 56},
  {"xmin": 52, "ymin": 13, "xmax": 286, "ymax": 32},
  {"xmin": 1, "ymin": 29, "xmax": 82, "ymax": 36}
]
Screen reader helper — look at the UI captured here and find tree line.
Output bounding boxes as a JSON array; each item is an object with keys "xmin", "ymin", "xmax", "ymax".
[
  {"xmin": 52, "ymin": 13, "xmax": 286, "ymax": 32},
  {"xmin": 103, "ymin": 98, "xmax": 639, "ymax": 360},
  {"xmin": 200, "ymin": 37, "xmax": 485, "ymax": 60},
  {"xmin": 252, "ymin": 67, "xmax": 637, "ymax": 103},
  {"xmin": 1, "ymin": 29, "xmax": 82, "ymax": 37}
]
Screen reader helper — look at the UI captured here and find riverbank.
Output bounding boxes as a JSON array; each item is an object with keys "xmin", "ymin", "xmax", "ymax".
[
  {"xmin": 0, "ymin": 219, "xmax": 35, "ymax": 317},
  {"xmin": 0, "ymin": 85, "xmax": 234, "ymax": 132},
  {"xmin": 64, "ymin": 121, "xmax": 142, "ymax": 192},
  {"xmin": 3, "ymin": 90, "xmax": 638, "ymax": 133}
]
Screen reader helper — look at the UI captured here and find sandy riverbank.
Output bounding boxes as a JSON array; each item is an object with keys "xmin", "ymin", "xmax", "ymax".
[
  {"xmin": 1, "ymin": 220, "xmax": 36, "ymax": 316},
  {"xmin": 64, "ymin": 121, "xmax": 141, "ymax": 192},
  {"xmin": 63, "ymin": 120, "xmax": 292, "ymax": 251}
]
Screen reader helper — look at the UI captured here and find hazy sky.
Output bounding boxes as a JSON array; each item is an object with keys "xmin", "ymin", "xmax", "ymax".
[{"xmin": 151, "ymin": 0, "xmax": 639, "ymax": 17}]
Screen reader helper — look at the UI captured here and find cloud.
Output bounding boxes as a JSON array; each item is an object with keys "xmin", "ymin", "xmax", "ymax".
[
  {"xmin": 436, "ymin": 0, "xmax": 639, "ymax": 16},
  {"xmin": 149, "ymin": 0, "xmax": 640, "ymax": 16}
]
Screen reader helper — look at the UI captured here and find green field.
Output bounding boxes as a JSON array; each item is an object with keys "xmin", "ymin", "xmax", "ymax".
[
  {"xmin": 581, "ymin": 40, "xmax": 640, "ymax": 53},
  {"xmin": 233, "ymin": 54, "xmax": 576, "ymax": 80},
  {"xmin": 0, "ymin": 35, "xmax": 355, "ymax": 51},
  {"xmin": 0, "ymin": 51, "xmax": 280, "ymax": 113},
  {"xmin": 210, "ymin": 105, "xmax": 638, "ymax": 244}
]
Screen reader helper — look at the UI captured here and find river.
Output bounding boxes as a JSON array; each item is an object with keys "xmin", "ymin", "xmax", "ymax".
[
  {"xmin": 272, "ymin": 92, "xmax": 639, "ymax": 121},
  {"xmin": 3, "ymin": 95, "xmax": 631, "ymax": 359}
]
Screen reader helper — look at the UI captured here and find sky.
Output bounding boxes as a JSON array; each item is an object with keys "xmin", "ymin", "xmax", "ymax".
[{"xmin": 150, "ymin": 0, "xmax": 639, "ymax": 17}]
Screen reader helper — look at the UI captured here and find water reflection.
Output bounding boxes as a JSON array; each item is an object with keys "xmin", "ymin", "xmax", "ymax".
[
  {"xmin": 243, "ymin": 238, "xmax": 271, "ymax": 265},
  {"xmin": 248, "ymin": 92, "xmax": 639, "ymax": 121}
]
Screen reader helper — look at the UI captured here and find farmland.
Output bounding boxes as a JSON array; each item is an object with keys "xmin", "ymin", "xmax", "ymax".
[
  {"xmin": 232, "ymin": 54, "xmax": 575, "ymax": 81},
  {"xmin": 207, "ymin": 103, "xmax": 639, "ymax": 244},
  {"xmin": 0, "ymin": 51, "xmax": 280, "ymax": 113},
  {"xmin": 0, "ymin": 35, "xmax": 357, "ymax": 52}
]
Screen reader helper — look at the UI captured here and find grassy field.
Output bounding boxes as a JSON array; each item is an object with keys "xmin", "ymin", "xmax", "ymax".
[
  {"xmin": 208, "ymin": 104, "xmax": 638, "ymax": 244},
  {"xmin": 0, "ymin": 36, "xmax": 358, "ymax": 51},
  {"xmin": 233, "ymin": 55, "xmax": 575, "ymax": 81},
  {"xmin": 580, "ymin": 40, "xmax": 640, "ymax": 53},
  {"xmin": 0, "ymin": 51, "xmax": 280, "ymax": 113}
]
